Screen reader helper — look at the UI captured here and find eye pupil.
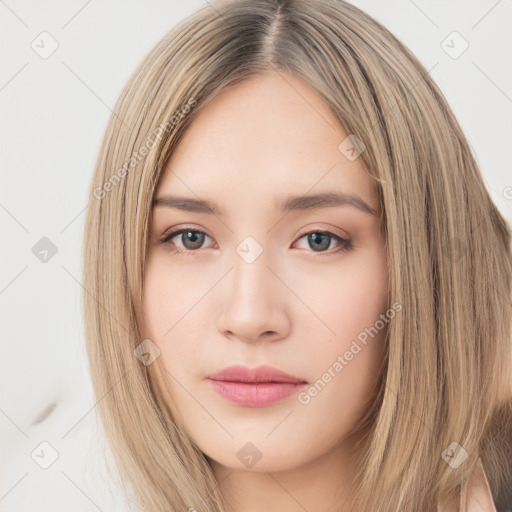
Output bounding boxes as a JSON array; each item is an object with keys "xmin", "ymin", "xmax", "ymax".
[
  {"xmin": 183, "ymin": 230, "xmax": 205, "ymax": 249},
  {"xmin": 309, "ymin": 233, "xmax": 330, "ymax": 251}
]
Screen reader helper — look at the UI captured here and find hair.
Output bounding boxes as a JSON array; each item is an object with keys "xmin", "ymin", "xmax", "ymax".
[{"xmin": 82, "ymin": 0, "xmax": 512, "ymax": 510}]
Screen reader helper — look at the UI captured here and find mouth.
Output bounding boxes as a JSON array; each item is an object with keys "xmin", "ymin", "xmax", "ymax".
[{"xmin": 205, "ymin": 365, "xmax": 308, "ymax": 407}]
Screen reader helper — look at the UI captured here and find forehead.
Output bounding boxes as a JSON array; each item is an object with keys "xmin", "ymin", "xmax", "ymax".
[{"xmin": 156, "ymin": 71, "xmax": 377, "ymax": 211}]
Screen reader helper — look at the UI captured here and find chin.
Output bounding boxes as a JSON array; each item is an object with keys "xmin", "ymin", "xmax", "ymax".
[{"xmin": 202, "ymin": 436, "xmax": 314, "ymax": 474}]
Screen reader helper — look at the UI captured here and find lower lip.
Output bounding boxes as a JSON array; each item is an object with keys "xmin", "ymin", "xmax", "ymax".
[{"xmin": 207, "ymin": 379, "xmax": 306, "ymax": 407}]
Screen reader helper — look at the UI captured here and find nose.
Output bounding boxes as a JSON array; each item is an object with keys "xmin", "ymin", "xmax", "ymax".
[{"xmin": 216, "ymin": 244, "xmax": 291, "ymax": 344}]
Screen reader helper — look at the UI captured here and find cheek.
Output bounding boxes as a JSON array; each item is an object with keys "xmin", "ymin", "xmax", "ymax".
[
  {"xmin": 141, "ymin": 255, "xmax": 213, "ymax": 375},
  {"xmin": 343, "ymin": 242, "xmax": 388, "ymax": 302},
  {"xmin": 298, "ymin": 250, "xmax": 388, "ymax": 404},
  {"xmin": 335, "ymin": 260, "xmax": 388, "ymax": 339},
  {"xmin": 141, "ymin": 264, "xmax": 167, "ymax": 341},
  {"xmin": 142, "ymin": 253, "xmax": 204, "ymax": 340},
  {"xmin": 299, "ymin": 247, "xmax": 388, "ymax": 343}
]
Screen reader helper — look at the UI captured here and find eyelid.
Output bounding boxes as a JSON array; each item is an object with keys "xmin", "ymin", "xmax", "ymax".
[{"xmin": 294, "ymin": 223, "xmax": 350, "ymax": 241}]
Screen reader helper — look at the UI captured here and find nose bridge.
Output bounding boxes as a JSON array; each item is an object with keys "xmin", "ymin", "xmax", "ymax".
[
  {"xmin": 229, "ymin": 233, "xmax": 275, "ymax": 308},
  {"xmin": 217, "ymin": 232, "xmax": 289, "ymax": 341}
]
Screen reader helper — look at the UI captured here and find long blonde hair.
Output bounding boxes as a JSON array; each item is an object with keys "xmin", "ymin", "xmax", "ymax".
[{"xmin": 82, "ymin": 0, "xmax": 512, "ymax": 510}]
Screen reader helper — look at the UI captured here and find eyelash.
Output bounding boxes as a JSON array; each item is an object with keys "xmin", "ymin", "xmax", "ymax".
[{"xmin": 159, "ymin": 225, "xmax": 353, "ymax": 257}]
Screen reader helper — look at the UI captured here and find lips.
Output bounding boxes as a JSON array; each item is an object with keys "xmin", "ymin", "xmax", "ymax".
[
  {"xmin": 206, "ymin": 365, "xmax": 308, "ymax": 407},
  {"xmin": 206, "ymin": 365, "xmax": 307, "ymax": 384}
]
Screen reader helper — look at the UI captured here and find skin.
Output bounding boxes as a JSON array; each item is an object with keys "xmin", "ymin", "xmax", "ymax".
[{"xmin": 142, "ymin": 70, "xmax": 389, "ymax": 512}]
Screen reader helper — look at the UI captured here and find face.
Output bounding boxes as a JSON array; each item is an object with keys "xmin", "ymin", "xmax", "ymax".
[{"xmin": 142, "ymin": 71, "xmax": 389, "ymax": 473}]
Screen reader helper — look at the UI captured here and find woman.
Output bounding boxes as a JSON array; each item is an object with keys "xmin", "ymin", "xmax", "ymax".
[{"xmin": 82, "ymin": 0, "xmax": 512, "ymax": 510}]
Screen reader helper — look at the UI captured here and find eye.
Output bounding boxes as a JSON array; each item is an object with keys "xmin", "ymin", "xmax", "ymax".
[
  {"xmin": 294, "ymin": 230, "xmax": 352, "ymax": 255},
  {"xmin": 160, "ymin": 226, "xmax": 213, "ymax": 254},
  {"xmin": 159, "ymin": 227, "xmax": 352, "ymax": 256}
]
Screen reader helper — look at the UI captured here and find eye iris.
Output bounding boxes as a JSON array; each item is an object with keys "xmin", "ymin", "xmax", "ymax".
[
  {"xmin": 309, "ymin": 233, "xmax": 330, "ymax": 251},
  {"xmin": 182, "ymin": 230, "xmax": 204, "ymax": 249}
]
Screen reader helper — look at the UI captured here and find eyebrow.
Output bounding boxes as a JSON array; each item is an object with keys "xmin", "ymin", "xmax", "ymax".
[{"xmin": 153, "ymin": 192, "xmax": 376, "ymax": 216}]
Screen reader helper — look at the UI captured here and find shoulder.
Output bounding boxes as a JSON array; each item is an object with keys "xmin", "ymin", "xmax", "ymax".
[{"xmin": 438, "ymin": 458, "xmax": 497, "ymax": 512}]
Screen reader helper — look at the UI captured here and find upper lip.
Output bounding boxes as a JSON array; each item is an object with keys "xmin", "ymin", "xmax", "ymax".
[{"xmin": 206, "ymin": 365, "xmax": 307, "ymax": 384}]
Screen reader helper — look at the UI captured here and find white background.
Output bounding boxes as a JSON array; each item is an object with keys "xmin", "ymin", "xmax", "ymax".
[{"xmin": 1, "ymin": 1, "xmax": 511, "ymax": 510}]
